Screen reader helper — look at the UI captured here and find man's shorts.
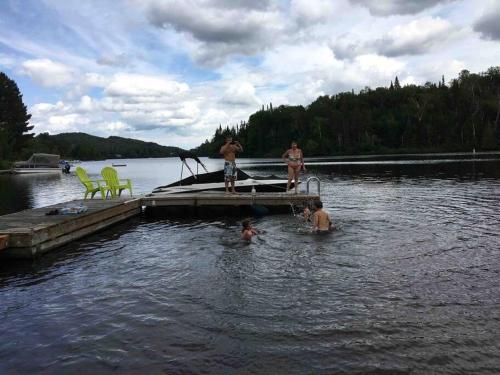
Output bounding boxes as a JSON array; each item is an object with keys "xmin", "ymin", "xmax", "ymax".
[{"xmin": 224, "ymin": 161, "xmax": 237, "ymax": 181}]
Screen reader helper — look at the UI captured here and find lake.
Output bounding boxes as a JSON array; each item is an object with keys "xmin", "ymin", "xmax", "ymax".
[{"xmin": 1, "ymin": 154, "xmax": 499, "ymax": 374}]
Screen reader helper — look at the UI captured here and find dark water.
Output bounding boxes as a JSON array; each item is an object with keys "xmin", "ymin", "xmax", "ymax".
[{"xmin": 1, "ymin": 155, "xmax": 500, "ymax": 374}]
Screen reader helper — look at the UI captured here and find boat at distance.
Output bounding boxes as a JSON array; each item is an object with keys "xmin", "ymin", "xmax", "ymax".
[
  {"xmin": 11, "ymin": 154, "xmax": 62, "ymax": 174},
  {"xmin": 149, "ymin": 152, "xmax": 295, "ymax": 195}
]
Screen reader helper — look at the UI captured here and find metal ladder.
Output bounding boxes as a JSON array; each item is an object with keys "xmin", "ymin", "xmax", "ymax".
[{"xmin": 306, "ymin": 177, "xmax": 320, "ymax": 196}]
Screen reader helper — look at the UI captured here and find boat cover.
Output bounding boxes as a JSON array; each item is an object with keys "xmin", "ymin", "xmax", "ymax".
[{"xmin": 14, "ymin": 154, "xmax": 60, "ymax": 168}]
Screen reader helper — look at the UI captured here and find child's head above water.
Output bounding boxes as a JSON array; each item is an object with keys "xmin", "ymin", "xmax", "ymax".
[
  {"xmin": 313, "ymin": 200, "xmax": 323, "ymax": 210},
  {"xmin": 242, "ymin": 219, "xmax": 251, "ymax": 231}
]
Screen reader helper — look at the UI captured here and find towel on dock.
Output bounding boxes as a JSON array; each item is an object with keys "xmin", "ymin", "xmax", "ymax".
[
  {"xmin": 46, "ymin": 204, "xmax": 88, "ymax": 216},
  {"xmin": 60, "ymin": 204, "xmax": 88, "ymax": 215}
]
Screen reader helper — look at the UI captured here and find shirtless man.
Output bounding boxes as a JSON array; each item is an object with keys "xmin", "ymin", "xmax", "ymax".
[
  {"xmin": 220, "ymin": 136, "xmax": 243, "ymax": 193},
  {"xmin": 282, "ymin": 141, "xmax": 305, "ymax": 194},
  {"xmin": 312, "ymin": 200, "xmax": 332, "ymax": 233}
]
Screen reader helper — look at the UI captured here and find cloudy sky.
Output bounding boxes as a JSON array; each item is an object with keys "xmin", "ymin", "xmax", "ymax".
[{"xmin": 1, "ymin": 0, "xmax": 499, "ymax": 148}]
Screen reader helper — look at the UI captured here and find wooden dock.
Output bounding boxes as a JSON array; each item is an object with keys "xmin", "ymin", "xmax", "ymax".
[
  {"xmin": 0, "ymin": 198, "xmax": 141, "ymax": 259},
  {"xmin": 0, "ymin": 192, "xmax": 319, "ymax": 259}
]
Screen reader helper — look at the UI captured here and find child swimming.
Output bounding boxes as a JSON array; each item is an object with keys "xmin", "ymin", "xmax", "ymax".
[
  {"xmin": 303, "ymin": 204, "xmax": 312, "ymax": 222},
  {"xmin": 241, "ymin": 219, "xmax": 258, "ymax": 241}
]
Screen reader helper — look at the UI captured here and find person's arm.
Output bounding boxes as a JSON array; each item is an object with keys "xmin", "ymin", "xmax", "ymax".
[
  {"xmin": 327, "ymin": 213, "xmax": 332, "ymax": 230},
  {"xmin": 300, "ymin": 149, "xmax": 306, "ymax": 170},
  {"xmin": 282, "ymin": 150, "xmax": 289, "ymax": 163},
  {"xmin": 234, "ymin": 142, "xmax": 243, "ymax": 152}
]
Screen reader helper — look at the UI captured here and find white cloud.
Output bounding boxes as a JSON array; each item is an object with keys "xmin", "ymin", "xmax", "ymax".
[
  {"xmin": 349, "ymin": 0, "xmax": 455, "ymax": 16},
  {"xmin": 474, "ymin": 1, "xmax": 500, "ymax": 41},
  {"xmin": 0, "ymin": 54, "xmax": 15, "ymax": 68},
  {"xmin": 332, "ymin": 17, "xmax": 463, "ymax": 59},
  {"xmin": 378, "ymin": 17, "xmax": 462, "ymax": 56},
  {"xmin": 220, "ymin": 82, "xmax": 260, "ymax": 106},
  {"xmin": 77, "ymin": 95, "xmax": 94, "ymax": 112},
  {"xmin": 105, "ymin": 121, "xmax": 130, "ymax": 131},
  {"xmin": 105, "ymin": 73, "xmax": 189, "ymax": 97},
  {"xmin": 140, "ymin": 0, "xmax": 287, "ymax": 65},
  {"xmin": 21, "ymin": 59, "xmax": 74, "ymax": 87},
  {"xmin": 290, "ymin": 0, "xmax": 339, "ymax": 26}
]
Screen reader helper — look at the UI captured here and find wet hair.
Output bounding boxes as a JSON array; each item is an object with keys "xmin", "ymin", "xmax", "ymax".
[
  {"xmin": 313, "ymin": 200, "xmax": 323, "ymax": 209},
  {"xmin": 241, "ymin": 219, "xmax": 251, "ymax": 232}
]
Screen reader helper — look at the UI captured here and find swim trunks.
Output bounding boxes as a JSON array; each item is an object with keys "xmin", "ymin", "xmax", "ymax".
[{"xmin": 224, "ymin": 161, "xmax": 237, "ymax": 181}]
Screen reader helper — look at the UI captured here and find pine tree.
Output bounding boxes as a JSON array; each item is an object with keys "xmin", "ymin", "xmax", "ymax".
[
  {"xmin": 394, "ymin": 76, "xmax": 401, "ymax": 90},
  {"xmin": 0, "ymin": 72, "xmax": 33, "ymax": 159}
]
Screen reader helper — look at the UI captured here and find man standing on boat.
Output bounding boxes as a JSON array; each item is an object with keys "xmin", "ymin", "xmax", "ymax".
[{"xmin": 220, "ymin": 136, "xmax": 243, "ymax": 193}]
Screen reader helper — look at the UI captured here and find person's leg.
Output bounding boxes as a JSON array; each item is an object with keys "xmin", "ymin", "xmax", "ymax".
[
  {"xmin": 294, "ymin": 168, "xmax": 300, "ymax": 194},
  {"xmin": 230, "ymin": 177, "xmax": 236, "ymax": 193},
  {"xmin": 286, "ymin": 166, "xmax": 293, "ymax": 191},
  {"xmin": 294, "ymin": 167, "xmax": 299, "ymax": 193},
  {"xmin": 224, "ymin": 162, "xmax": 230, "ymax": 193}
]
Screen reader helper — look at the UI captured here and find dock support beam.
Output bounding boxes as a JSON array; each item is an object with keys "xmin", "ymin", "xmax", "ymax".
[{"xmin": 0, "ymin": 235, "xmax": 9, "ymax": 250}]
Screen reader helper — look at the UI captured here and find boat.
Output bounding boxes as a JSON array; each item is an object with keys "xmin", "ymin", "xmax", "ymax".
[
  {"xmin": 149, "ymin": 152, "xmax": 295, "ymax": 195},
  {"xmin": 112, "ymin": 163, "xmax": 127, "ymax": 167},
  {"xmin": 11, "ymin": 154, "xmax": 62, "ymax": 174}
]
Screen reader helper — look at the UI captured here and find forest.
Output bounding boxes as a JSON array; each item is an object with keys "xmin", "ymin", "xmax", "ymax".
[
  {"xmin": 22, "ymin": 132, "xmax": 184, "ymax": 161},
  {"xmin": 195, "ymin": 67, "xmax": 500, "ymax": 157}
]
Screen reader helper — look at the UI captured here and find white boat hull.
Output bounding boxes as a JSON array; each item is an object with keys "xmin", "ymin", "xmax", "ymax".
[{"xmin": 150, "ymin": 178, "xmax": 295, "ymax": 195}]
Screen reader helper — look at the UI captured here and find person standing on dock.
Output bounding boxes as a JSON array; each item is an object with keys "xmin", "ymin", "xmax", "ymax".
[
  {"xmin": 220, "ymin": 136, "xmax": 243, "ymax": 193},
  {"xmin": 282, "ymin": 141, "xmax": 305, "ymax": 194}
]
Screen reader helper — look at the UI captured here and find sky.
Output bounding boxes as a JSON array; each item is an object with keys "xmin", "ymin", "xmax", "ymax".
[{"xmin": 1, "ymin": 0, "xmax": 499, "ymax": 149}]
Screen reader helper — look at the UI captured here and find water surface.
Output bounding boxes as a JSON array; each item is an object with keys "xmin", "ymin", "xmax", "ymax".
[{"xmin": 0, "ymin": 155, "xmax": 499, "ymax": 374}]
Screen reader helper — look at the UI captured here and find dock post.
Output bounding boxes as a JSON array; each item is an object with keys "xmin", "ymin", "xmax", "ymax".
[{"xmin": 0, "ymin": 235, "xmax": 9, "ymax": 250}]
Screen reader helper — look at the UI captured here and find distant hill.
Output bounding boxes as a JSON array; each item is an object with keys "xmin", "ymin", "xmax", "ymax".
[{"xmin": 22, "ymin": 132, "xmax": 185, "ymax": 160}]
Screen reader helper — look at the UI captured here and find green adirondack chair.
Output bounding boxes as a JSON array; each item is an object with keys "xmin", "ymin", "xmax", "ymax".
[
  {"xmin": 101, "ymin": 167, "xmax": 133, "ymax": 197},
  {"xmin": 75, "ymin": 166, "xmax": 113, "ymax": 199}
]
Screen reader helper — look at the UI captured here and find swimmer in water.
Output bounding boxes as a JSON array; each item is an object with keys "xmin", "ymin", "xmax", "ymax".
[
  {"xmin": 241, "ymin": 219, "xmax": 258, "ymax": 241},
  {"xmin": 312, "ymin": 200, "xmax": 332, "ymax": 234},
  {"xmin": 303, "ymin": 204, "xmax": 312, "ymax": 222}
]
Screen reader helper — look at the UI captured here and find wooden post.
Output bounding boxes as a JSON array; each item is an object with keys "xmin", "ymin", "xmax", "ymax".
[{"xmin": 0, "ymin": 235, "xmax": 9, "ymax": 250}]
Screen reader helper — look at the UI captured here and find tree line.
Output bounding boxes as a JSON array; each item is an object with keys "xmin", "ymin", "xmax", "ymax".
[
  {"xmin": 26, "ymin": 132, "xmax": 184, "ymax": 160},
  {"xmin": 195, "ymin": 67, "xmax": 500, "ymax": 157}
]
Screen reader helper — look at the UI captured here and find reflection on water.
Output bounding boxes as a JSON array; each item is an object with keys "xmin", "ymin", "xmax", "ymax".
[{"xmin": 1, "ymin": 155, "xmax": 500, "ymax": 373}]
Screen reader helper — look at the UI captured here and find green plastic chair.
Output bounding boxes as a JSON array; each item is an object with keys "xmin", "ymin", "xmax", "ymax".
[
  {"xmin": 75, "ymin": 166, "xmax": 113, "ymax": 199},
  {"xmin": 101, "ymin": 166, "xmax": 133, "ymax": 198}
]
